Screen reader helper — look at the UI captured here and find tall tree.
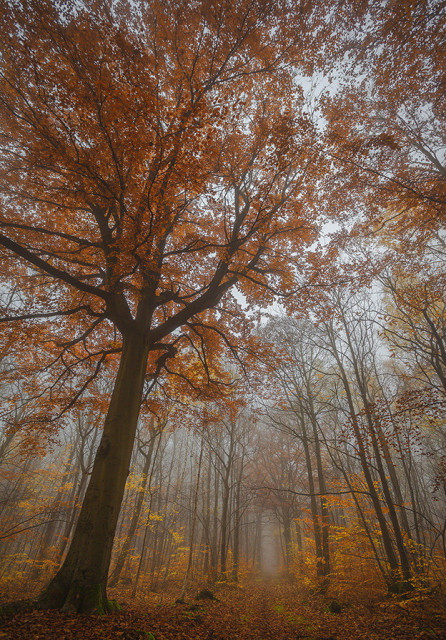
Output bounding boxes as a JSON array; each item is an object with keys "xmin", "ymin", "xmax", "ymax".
[{"xmin": 0, "ymin": 0, "xmax": 322, "ymax": 612}]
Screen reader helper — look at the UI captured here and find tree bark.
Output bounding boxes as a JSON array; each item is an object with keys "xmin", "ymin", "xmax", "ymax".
[{"xmin": 38, "ymin": 331, "xmax": 149, "ymax": 613}]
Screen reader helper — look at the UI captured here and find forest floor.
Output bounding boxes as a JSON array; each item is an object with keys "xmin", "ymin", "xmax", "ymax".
[{"xmin": 1, "ymin": 578, "xmax": 445, "ymax": 640}]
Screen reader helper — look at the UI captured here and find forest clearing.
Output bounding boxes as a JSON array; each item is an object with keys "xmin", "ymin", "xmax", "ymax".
[{"xmin": 0, "ymin": 0, "xmax": 445, "ymax": 636}]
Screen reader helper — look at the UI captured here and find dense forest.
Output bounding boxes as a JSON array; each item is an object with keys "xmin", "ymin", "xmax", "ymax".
[{"xmin": 0, "ymin": 0, "xmax": 445, "ymax": 638}]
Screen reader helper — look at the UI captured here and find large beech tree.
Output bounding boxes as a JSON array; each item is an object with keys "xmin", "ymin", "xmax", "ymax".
[{"xmin": 0, "ymin": 0, "xmax": 322, "ymax": 612}]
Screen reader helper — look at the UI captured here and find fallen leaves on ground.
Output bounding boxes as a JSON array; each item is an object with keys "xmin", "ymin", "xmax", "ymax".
[{"xmin": 1, "ymin": 579, "xmax": 445, "ymax": 640}]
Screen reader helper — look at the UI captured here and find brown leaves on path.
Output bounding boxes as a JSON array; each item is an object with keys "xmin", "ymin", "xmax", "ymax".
[{"xmin": 1, "ymin": 579, "xmax": 445, "ymax": 640}]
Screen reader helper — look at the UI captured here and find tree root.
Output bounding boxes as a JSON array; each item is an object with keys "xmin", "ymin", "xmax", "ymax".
[{"xmin": 1, "ymin": 586, "xmax": 121, "ymax": 617}]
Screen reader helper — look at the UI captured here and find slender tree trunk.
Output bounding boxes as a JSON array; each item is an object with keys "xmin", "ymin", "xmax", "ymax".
[
  {"xmin": 132, "ymin": 473, "xmax": 157, "ymax": 598},
  {"xmin": 336, "ymin": 309, "xmax": 413, "ymax": 589},
  {"xmin": 210, "ymin": 462, "xmax": 220, "ymax": 580},
  {"xmin": 220, "ymin": 439, "xmax": 234, "ymax": 577},
  {"xmin": 220, "ymin": 475, "xmax": 231, "ymax": 577},
  {"xmin": 53, "ymin": 425, "xmax": 101, "ymax": 566},
  {"xmin": 282, "ymin": 513, "xmax": 292, "ymax": 570},
  {"xmin": 362, "ymin": 405, "xmax": 412, "ymax": 586},
  {"xmin": 295, "ymin": 520, "xmax": 304, "ymax": 570},
  {"xmin": 179, "ymin": 437, "xmax": 204, "ymax": 600},
  {"xmin": 30, "ymin": 446, "xmax": 78, "ymax": 581},
  {"xmin": 38, "ymin": 331, "xmax": 149, "ymax": 613},
  {"xmin": 53, "ymin": 464, "xmax": 88, "ymax": 566},
  {"xmin": 332, "ymin": 445, "xmax": 387, "ymax": 580},
  {"xmin": 307, "ymin": 396, "xmax": 330, "ymax": 579},
  {"xmin": 253, "ymin": 511, "xmax": 262, "ymax": 570},
  {"xmin": 149, "ymin": 464, "xmax": 163, "ymax": 590},
  {"xmin": 109, "ymin": 429, "xmax": 158, "ymax": 586},
  {"xmin": 202, "ymin": 457, "xmax": 212, "ymax": 576},
  {"xmin": 231, "ymin": 455, "xmax": 244, "ymax": 582},
  {"xmin": 298, "ymin": 408, "xmax": 324, "ymax": 576},
  {"xmin": 325, "ymin": 326, "xmax": 401, "ymax": 583}
]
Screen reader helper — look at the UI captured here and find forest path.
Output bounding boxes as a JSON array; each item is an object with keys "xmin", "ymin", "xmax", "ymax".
[{"xmin": 1, "ymin": 578, "xmax": 445, "ymax": 639}]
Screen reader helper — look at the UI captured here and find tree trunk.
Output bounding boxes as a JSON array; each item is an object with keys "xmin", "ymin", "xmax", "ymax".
[
  {"xmin": 220, "ymin": 447, "xmax": 233, "ymax": 577},
  {"xmin": 54, "ymin": 423, "xmax": 101, "ymax": 567},
  {"xmin": 307, "ymin": 396, "xmax": 330, "ymax": 579},
  {"xmin": 282, "ymin": 513, "xmax": 292, "ymax": 570},
  {"xmin": 298, "ymin": 408, "xmax": 324, "ymax": 576},
  {"xmin": 295, "ymin": 520, "xmax": 304, "ymax": 570},
  {"xmin": 108, "ymin": 428, "xmax": 159, "ymax": 587},
  {"xmin": 336, "ymin": 308, "xmax": 413, "ymax": 589},
  {"xmin": 325, "ymin": 324, "xmax": 401, "ymax": 584},
  {"xmin": 30, "ymin": 446, "xmax": 78, "ymax": 581},
  {"xmin": 179, "ymin": 437, "xmax": 204, "ymax": 600},
  {"xmin": 38, "ymin": 331, "xmax": 149, "ymax": 613},
  {"xmin": 231, "ymin": 454, "xmax": 244, "ymax": 582},
  {"xmin": 210, "ymin": 461, "xmax": 220, "ymax": 580},
  {"xmin": 202, "ymin": 457, "xmax": 212, "ymax": 576},
  {"xmin": 363, "ymin": 405, "xmax": 412, "ymax": 586}
]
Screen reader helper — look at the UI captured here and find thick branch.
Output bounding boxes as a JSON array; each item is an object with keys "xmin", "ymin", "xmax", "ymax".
[{"xmin": 0, "ymin": 233, "xmax": 109, "ymax": 301}]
